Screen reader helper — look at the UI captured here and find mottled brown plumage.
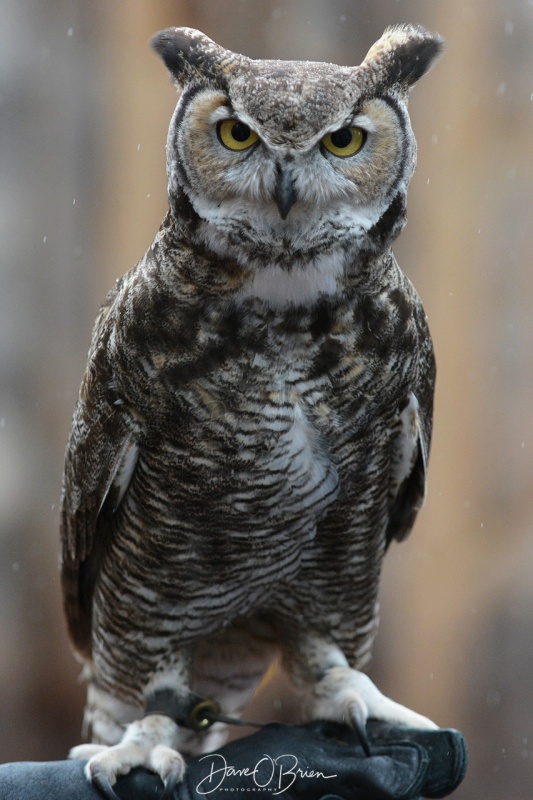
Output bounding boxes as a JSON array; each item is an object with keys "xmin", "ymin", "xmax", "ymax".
[{"xmin": 61, "ymin": 23, "xmax": 442, "ymax": 791}]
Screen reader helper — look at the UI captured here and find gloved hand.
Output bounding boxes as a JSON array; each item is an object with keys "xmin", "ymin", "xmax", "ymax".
[{"xmin": 0, "ymin": 720, "xmax": 467, "ymax": 800}]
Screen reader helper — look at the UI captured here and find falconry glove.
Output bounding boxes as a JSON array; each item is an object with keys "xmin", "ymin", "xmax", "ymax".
[{"xmin": 0, "ymin": 721, "xmax": 467, "ymax": 800}]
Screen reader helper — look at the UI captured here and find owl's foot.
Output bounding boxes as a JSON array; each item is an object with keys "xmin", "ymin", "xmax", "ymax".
[
  {"xmin": 70, "ymin": 714, "xmax": 184, "ymax": 800},
  {"xmin": 307, "ymin": 667, "xmax": 437, "ymax": 755}
]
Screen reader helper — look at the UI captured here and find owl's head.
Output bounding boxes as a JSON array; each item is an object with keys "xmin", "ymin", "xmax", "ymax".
[{"xmin": 152, "ymin": 25, "xmax": 442, "ymax": 279}]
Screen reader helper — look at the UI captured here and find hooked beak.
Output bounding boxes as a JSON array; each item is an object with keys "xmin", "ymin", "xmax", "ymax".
[{"xmin": 273, "ymin": 167, "xmax": 297, "ymax": 220}]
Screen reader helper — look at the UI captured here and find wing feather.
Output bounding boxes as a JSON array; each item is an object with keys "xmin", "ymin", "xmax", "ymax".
[
  {"xmin": 386, "ymin": 391, "xmax": 430, "ymax": 546},
  {"xmin": 60, "ymin": 291, "xmax": 139, "ymax": 658}
]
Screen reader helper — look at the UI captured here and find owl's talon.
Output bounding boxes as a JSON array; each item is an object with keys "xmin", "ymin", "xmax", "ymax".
[
  {"xmin": 92, "ymin": 773, "xmax": 123, "ymax": 800},
  {"xmin": 161, "ymin": 772, "xmax": 180, "ymax": 800},
  {"xmin": 76, "ymin": 715, "xmax": 184, "ymax": 797},
  {"xmin": 307, "ymin": 667, "xmax": 437, "ymax": 746},
  {"xmin": 346, "ymin": 701, "xmax": 371, "ymax": 757}
]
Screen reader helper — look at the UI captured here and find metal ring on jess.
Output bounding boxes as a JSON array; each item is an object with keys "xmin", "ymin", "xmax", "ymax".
[{"xmin": 187, "ymin": 698, "xmax": 221, "ymax": 731}]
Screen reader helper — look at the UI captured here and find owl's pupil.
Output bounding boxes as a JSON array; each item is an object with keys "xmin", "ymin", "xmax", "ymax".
[
  {"xmin": 231, "ymin": 123, "xmax": 251, "ymax": 142},
  {"xmin": 330, "ymin": 128, "xmax": 352, "ymax": 148}
]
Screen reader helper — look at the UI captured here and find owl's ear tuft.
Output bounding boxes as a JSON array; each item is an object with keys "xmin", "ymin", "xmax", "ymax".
[
  {"xmin": 363, "ymin": 24, "xmax": 444, "ymax": 91},
  {"xmin": 151, "ymin": 27, "xmax": 227, "ymax": 88}
]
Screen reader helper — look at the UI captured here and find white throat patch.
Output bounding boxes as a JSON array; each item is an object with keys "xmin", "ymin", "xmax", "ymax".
[{"xmin": 237, "ymin": 251, "xmax": 346, "ymax": 308}]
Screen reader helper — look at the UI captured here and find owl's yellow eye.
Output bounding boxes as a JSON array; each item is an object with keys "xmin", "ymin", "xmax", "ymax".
[
  {"xmin": 217, "ymin": 119, "xmax": 259, "ymax": 151},
  {"xmin": 321, "ymin": 126, "xmax": 365, "ymax": 158}
]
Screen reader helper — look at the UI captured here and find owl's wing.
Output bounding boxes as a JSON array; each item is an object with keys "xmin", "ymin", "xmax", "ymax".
[
  {"xmin": 60, "ymin": 292, "xmax": 139, "ymax": 658},
  {"xmin": 385, "ymin": 391, "xmax": 430, "ymax": 546}
]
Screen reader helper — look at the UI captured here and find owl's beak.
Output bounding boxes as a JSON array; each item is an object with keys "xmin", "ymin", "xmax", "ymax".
[{"xmin": 274, "ymin": 167, "xmax": 297, "ymax": 220}]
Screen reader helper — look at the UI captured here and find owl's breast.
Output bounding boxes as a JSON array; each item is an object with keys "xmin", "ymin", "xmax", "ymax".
[
  {"xmin": 157, "ymin": 362, "xmax": 339, "ymax": 539},
  {"xmin": 104, "ymin": 370, "xmax": 339, "ymax": 636}
]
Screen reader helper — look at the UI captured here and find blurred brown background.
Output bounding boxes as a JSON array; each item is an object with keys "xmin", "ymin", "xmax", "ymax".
[{"xmin": 1, "ymin": 1, "xmax": 533, "ymax": 797}]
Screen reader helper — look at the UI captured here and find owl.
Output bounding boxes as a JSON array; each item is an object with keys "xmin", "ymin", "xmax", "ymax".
[{"xmin": 61, "ymin": 23, "xmax": 443, "ymax": 797}]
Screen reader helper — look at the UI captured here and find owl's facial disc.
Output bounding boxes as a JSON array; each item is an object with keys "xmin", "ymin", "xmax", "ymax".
[
  {"xmin": 170, "ymin": 84, "xmax": 418, "ymax": 267},
  {"xmin": 176, "ymin": 92, "xmax": 374, "ymax": 222}
]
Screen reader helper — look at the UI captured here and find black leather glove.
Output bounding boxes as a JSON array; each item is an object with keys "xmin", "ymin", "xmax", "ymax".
[{"xmin": 0, "ymin": 721, "xmax": 467, "ymax": 800}]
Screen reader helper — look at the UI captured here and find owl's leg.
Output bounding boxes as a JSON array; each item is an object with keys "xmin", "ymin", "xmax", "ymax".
[{"xmin": 70, "ymin": 671, "xmax": 195, "ymax": 800}]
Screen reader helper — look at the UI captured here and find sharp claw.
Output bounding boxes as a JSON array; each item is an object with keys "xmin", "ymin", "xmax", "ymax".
[
  {"xmin": 92, "ymin": 773, "xmax": 123, "ymax": 800},
  {"xmin": 346, "ymin": 701, "xmax": 372, "ymax": 757},
  {"xmin": 161, "ymin": 770, "xmax": 180, "ymax": 800}
]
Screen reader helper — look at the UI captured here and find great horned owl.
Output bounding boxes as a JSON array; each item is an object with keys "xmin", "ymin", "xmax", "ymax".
[{"xmin": 61, "ymin": 23, "xmax": 443, "ymax": 796}]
